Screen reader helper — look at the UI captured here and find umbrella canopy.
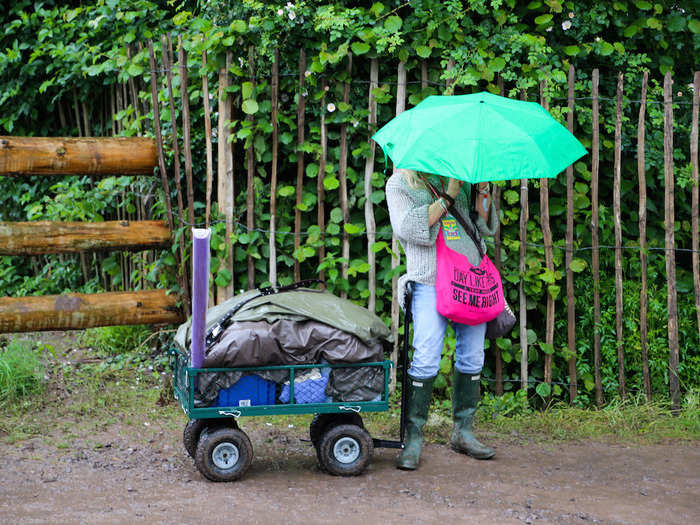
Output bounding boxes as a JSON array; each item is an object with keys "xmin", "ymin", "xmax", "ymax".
[{"xmin": 372, "ymin": 91, "xmax": 587, "ymax": 183}]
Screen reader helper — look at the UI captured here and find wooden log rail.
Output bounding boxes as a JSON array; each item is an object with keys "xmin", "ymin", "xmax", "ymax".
[
  {"xmin": 0, "ymin": 137, "xmax": 157, "ymax": 176},
  {"xmin": 0, "ymin": 290, "xmax": 183, "ymax": 333},
  {"xmin": 0, "ymin": 221, "xmax": 170, "ymax": 255}
]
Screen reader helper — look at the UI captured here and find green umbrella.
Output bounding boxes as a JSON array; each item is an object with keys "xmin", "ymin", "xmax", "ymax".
[{"xmin": 372, "ymin": 91, "xmax": 587, "ymax": 183}]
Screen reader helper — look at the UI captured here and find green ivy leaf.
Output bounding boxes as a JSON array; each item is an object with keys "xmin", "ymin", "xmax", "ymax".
[
  {"xmin": 415, "ymin": 45, "xmax": 431, "ymax": 58},
  {"xmin": 344, "ymin": 223, "xmax": 364, "ymax": 234},
  {"xmin": 215, "ymin": 268, "xmax": 231, "ymax": 287},
  {"xmin": 534, "ymin": 14, "xmax": 553, "ymax": 24},
  {"xmin": 370, "ymin": 241, "xmax": 388, "ymax": 253},
  {"xmin": 351, "ymin": 42, "xmax": 370, "ymax": 55},
  {"xmin": 330, "ymin": 208, "xmax": 343, "ymax": 223},
  {"xmin": 563, "ymin": 45, "xmax": 580, "ymax": 56},
  {"xmin": 278, "ymin": 185, "xmax": 295, "ymax": 197},
  {"xmin": 535, "ymin": 382, "xmax": 551, "ymax": 398},
  {"xmin": 503, "ymin": 189, "xmax": 519, "ymax": 205},
  {"xmin": 623, "ymin": 25, "xmax": 639, "ymax": 37},
  {"xmin": 647, "ymin": 17, "xmax": 662, "ymax": 29},
  {"xmin": 569, "ymin": 258, "xmax": 587, "ymax": 272},
  {"xmin": 231, "ymin": 20, "xmax": 248, "ymax": 33},
  {"xmin": 241, "ymin": 99, "xmax": 258, "ymax": 115},
  {"xmin": 384, "ymin": 15, "xmax": 403, "ymax": 33},
  {"xmin": 323, "ymin": 176, "xmax": 339, "ymax": 190},
  {"xmin": 599, "ymin": 42, "xmax": 614, "ymax": 56},
  {"xmin": 538, "ymin": 342, "xmax": 554, "ymax": 355},
  {"xmin": 689, "ymin": 19, "xmax": 700, "ymax": 33},
  {"xmin": 241, "ymin": 81, "xmax": 254, "ymax": 99},
  {"xmin": 548, "ymin": 285, "xmax": 561, "ymax": 299}
]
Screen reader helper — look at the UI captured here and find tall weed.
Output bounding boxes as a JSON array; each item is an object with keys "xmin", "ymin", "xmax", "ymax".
[{"xmin": 0, "ymin": 339, "xmax": 45, "ymax": 408}]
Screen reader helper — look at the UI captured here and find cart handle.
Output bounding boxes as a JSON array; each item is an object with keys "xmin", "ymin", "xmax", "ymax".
[{"xmin": 339, "ymin": 405, "xmax": 361, "ymax": 413}]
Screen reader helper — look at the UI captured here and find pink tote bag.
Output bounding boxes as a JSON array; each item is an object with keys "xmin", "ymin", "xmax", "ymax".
[{"xmin": 435, "ymin": 227, "xmax": 505, "ymax": 325}]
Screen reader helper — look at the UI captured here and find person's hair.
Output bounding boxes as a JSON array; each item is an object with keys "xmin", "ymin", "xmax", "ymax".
[{"xmin": 397, "ymin": 168, "xmax": 425, "ymax": 190}]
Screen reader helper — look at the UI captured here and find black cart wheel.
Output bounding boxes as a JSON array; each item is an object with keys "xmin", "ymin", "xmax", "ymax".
[
  {"xmin": 318, "ymin": 423, "xmax": 373, "ymax": 476},
  {"xmin": 183, "ymin": 418, "xmax": 238, "ymax": 459},
  {"xmin": 194, "ymin": 427, "xmax": 253, "ymax": 482}
]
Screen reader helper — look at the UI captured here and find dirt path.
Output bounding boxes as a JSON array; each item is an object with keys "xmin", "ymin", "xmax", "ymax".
[{"xmin": 2, "ymin": 419, "xmax": 698, "ymax": 525}]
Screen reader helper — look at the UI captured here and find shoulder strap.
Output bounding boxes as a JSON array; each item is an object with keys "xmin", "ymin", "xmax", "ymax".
[{"xmin": 421, "ymin": 176, "xmax": 484, "ymax": 258}]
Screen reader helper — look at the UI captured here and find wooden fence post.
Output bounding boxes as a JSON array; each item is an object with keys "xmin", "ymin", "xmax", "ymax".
[
  {"xmin": 247, "ymin": 45, "xmax": 256, "ymax": 289},
  {"xmin": 163, "ymin": 34, "xmax": 191, "ymax": 316},
  {"xmin": 317, "ymin": 78, "xmax": 328, "ymax": 282},
  {"xmin": 614, "ymin": 72, "xmax": 625, "ymax": 399},
  {"xmin": 539, "ymin": 80, "xmax": 555, "ymax": 399},
  {"xmin": 637, "ymin": 70, "xmax": 651, "ymax": 401},
  {"xmin": 664, "ymin": 72, "xmax": 680, "ymax": 412},
  {"xmin": 202, "ymin": 48, "xmax": 214, "ymax": 229},
  {"xmin": 338, "ymin": 53, "xmax": 353, "ymax": 298},
  {"xmin": 294, "ymin": 49, "xmax": 306, "ymax": 283},
  {"xmin": 390, "ymin": 60, "xmax": 407, "ymax": 393},
  {"xmin": 217, "ymin": 52, "xmax": 234, "ymax": 303},
  {"xmin": 591, "ymin": 69, "xmax": 603, "ymax": 407},
  {"xmin": 519, "ymin": 88, "xmax": 528, "ymax": 392},
  {"xmin": 565, "ymin": 65, "xmax": 577, "ymax": 402},
  {"xmin": 364, "ymin": 58, "xmax": 379, "ymax": 312},
  {"xmin": 493, "ymin": 75, "xmax": 504, "ymax": 397},
  {"xmin": 691, "ymin": 71, "xmax": 700, "ymax": 344},
  {"xmin": 147, "ymin": 41, "xmax": 174, "ymax": 235},
  {"xmin": 269, "ymin": 49, "xmax": 280, "ymax": 286},
  {"xmin": 178, "ymin": 36, "xmax": 195, "ymax": 229}
]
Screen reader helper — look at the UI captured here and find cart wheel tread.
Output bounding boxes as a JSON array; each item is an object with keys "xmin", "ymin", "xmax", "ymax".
[
  {"xmin": 195, "ymin": 427, "xmax": 253, "ymax": 482},
  {"xmin": 318, "ymin": 423, "xmax": 373, "ymax": 477}
]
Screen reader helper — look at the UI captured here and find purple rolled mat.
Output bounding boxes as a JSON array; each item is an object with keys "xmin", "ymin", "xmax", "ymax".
[{"xmin": 190, "ymin": 228, "xmax": 211, "ymax": 369}]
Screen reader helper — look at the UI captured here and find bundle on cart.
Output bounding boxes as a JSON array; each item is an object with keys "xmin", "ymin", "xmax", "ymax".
[{"xmin": 174, "ymin": 286, "xmax": 392, "ymax": 407}]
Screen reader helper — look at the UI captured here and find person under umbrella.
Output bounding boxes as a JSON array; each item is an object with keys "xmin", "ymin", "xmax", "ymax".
[
  {"xmin": 377, "ymin": 92, "xmax": 587, "ymax": 470},
  {"xmin": 386, "ymin": 169, "xmax": 497, "ymax": 470}
]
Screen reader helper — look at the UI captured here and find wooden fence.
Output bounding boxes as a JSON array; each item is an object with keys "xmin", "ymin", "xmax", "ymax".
[
  {"xmin": 0, "ymin": 136, "xmax": 184, "ymax": 332},
  {"xmin": 4, "ymin": 35, "xmax": 698, "ymax": 409}
]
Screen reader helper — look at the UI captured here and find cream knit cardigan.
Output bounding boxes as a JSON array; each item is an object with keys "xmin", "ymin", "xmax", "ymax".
[{"xmin": 385, "ymin": 172, "xmax": 499, "ymax": 310}]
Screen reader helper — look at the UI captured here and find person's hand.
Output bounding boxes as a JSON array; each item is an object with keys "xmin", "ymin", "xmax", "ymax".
[{"xmin": 446, "ymin": 178, "xmax": 464, "ymax": 199}]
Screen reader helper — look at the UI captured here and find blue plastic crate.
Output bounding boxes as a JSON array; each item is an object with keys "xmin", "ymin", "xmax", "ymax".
[{"xmin": 216, "ymin": 375, "xmax": 276, "ymax": 407}]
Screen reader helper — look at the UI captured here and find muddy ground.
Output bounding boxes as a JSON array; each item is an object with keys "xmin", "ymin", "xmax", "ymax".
[
  {"xmin": 1, "ymin": 331, "xmax": 698, "ymax": 524},
  {"xmin": 2, "ymin": 418, "xmax": 698, "ymax": 525}
]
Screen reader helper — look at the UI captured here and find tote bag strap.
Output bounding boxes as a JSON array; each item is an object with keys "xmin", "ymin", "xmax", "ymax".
[{"xmin": 420, "ymin": 176, "xmax": 485, "ymax": 259}]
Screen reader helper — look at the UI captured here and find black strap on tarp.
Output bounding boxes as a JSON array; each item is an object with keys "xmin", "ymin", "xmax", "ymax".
[{"xmin": 204, "ymin": 279, "xmax": 324, "ymax": 349}]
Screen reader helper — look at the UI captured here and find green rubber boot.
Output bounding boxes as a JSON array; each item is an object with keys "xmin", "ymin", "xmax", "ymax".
[
  {"xmin": 397, "ymin": 375, "xmax": 435, "ymax": 470},
  {"xmin": 451, "ymin": 371, "xmax": 495, "ymax": 460}
]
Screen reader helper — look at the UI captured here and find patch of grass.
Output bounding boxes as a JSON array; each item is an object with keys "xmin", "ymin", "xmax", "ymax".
[
  {"xmin": 79, "ymin": 325, "xmax": 153, "ymax": 357},
  {"xmin": 0, "ymin": 339, "xmax": 46, "ymax": 408},
  {"xmin": 476, "ymin": 391, "xmax": 700, "ymax": 444}
]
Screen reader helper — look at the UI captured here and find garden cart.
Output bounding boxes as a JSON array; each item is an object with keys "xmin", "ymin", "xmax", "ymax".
[{"xmin": 170, "ymin": 281, "xmax": 415, "ymax": 482}]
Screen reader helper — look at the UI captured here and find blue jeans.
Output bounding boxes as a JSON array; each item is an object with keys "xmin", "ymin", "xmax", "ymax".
[{"xmin": 409, "ymin": 282, "xmax": 486, "ymax": 379}]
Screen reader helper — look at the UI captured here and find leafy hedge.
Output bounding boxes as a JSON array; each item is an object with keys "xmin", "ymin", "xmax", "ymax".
[{"xmin": 1, "ymin": 0, "xmax": 698, "ymax": 404}]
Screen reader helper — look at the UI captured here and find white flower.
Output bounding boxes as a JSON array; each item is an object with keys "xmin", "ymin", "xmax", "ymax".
[
  {"xmin": 327, "ymin": 102, "xmax": 336, "ymax": 112},
  {"xmin": 677, "ymin": 91, "xmax": 683, "ymax": 97},
  {"xmin": 288, "ymin": 11, "xmax": 296, "ymax": 20},
  {"xmin": 595, "ymin": 36, "xmax": 601, "ymax": 42},
  {"xmin": 324, "ymin": 85, "xmax": 329, "ymax": 91},
  {"xmin": 238, "ymin": 56, "xmax": 245, "ymax": 67},
  {"xmin": 286, "ymin": 1, "xmax": 294, "ymax": 8},
  {"xmin": 546, "ymin": 26, "xmax": 553, "ymax": 32},
  {"xmin": 569, "ymin": 12, "xmax": 574, "ymax": 18},
  {"xmin": 277, "ymin": 9, "xmax": 283, "ymax": 16},
  {"xmin": 304, "ymin": 70, "xmax": 311, "ymax": 77},
  {"xmin": 302, "ymin": 90, "xmax": 308, "ymax": 97},
  {"xmin": 562, "ymin": 20, "xmax": 572, "ymax": 30},
  {"xmin": 352, "ymin": 120, "xmax": 359, "ymax": 128}
]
